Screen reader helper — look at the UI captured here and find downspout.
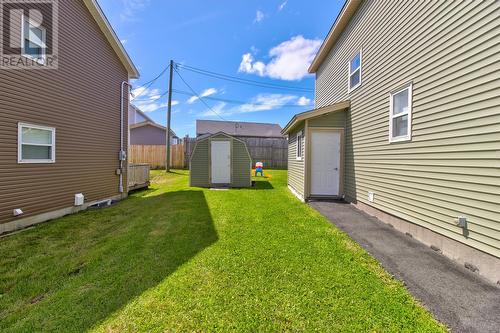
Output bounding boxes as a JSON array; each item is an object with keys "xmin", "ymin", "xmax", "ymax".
[{"xmin": 120, "ymin": 81, "xmax": 132, "ymax": 193}]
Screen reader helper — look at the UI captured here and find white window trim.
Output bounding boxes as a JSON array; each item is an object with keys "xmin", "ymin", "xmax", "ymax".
[
  {"xmin": 296, "ymin": 130, "xmax": 303, "ymax": 160},
  {"xmin": 348, "ymin": 49, "xmax": 362, "ymax": 93},
  {"xmin": 21, "ymin": 14, "xmax": 47, "ymax": 65},
  {"xmin": 389, "ymin": 83, "xmax": 413, "ymax": 143},
  {"xmin": 18, "ymin": 123, "xmax": 56, "ymax": 164}
]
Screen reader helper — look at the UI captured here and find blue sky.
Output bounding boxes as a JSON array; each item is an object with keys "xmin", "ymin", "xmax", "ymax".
[{"xmin": 98, "ymin": 0, "xmax": 343, "ymax": 137}]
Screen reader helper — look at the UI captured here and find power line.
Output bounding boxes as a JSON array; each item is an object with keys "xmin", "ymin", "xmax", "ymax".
[
  {"xmin": 176, "ymin": 62, "xmax": 314, "ymax": 91},
  {"xmin": 172, "ymin": 89, "xmax": 309, "ymax": 108},
  {"xmin": 130, "ymin": 64, "xmax": 170, "ymax": 101},
  {"xmin": 173, "ymin": 67, "xmax": 227, "ymax": 120},
  {"xmin": 175, "ymin": 63, "xmax": 314, "ymax": 93},
  {"xmin": 137, "ymin": 64, "xmax": 170, "ymax": 88},
  {"xmin": 132, "ymin": 90, "xmax": 170, "ymax": 103},
  {"xmin": 130, "ymin": 80, "xmax": 155, "ymax": 101},
  {"xmin": 132, "ymin": 88, "xmax": 311, "ymax": 108}
]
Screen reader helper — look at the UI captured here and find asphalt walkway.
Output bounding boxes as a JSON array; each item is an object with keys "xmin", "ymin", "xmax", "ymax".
[{"xmin": 309, "ymin": 201, "xmax": 500, "ymax": 333}]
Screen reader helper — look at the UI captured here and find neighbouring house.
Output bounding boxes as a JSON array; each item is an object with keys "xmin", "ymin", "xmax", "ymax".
[
  {"xmin": 0, "ymin": 0, "xmax": 139, "ymax": 233},
  {"xmin": 130, "ymin": 121, "xmax": 179, "ymax": 145},
  {"xmin": 129, "ymin": 105, "xmax": 179, "ymax": 145},
  {"xmin": 190, "ymin": 132, "xmax": 252, "ymax": 188},
  {"xmin": 129, "ymin": 104, "xmax": 153, "ymax": 125},
  {"xmin": 283, "ymin": 0, "xmax": 500, "ymax": 282},
  {"xmin": 196, "ymin": 120, "xmax": 287, "ymax": 168}
]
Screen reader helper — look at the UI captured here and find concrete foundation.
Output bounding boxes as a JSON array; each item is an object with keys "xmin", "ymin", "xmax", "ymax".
[
  {"xmin": 353, "ymin": 200, "xmax": 500, "ymax": 285},
  {"xmin": 0, "ymin": 194, "xmax": 124, "ymax": 236},
  {"xmin": 288, "ymin": 185, "xmax": 305, "ymax": 202}
]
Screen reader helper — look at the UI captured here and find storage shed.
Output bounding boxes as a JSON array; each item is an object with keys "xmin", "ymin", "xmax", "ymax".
[{"xmin": 190, "ymin": 132, "xmax": 252, "ymax": 188}]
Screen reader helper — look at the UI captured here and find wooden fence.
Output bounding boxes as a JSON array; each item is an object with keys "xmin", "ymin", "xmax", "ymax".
[
  {"xmin": 130, "ymin": 136, "xmax": 288, "ymax": 170},
  {"xmin": 129, "ymin": 144, "xmax": 184, "ymax": 169},
  {"xmin": 170, "ymin": 144, "xmax": 185, "ymax": 169},
  {"xmin": 183, "ymin": 136, "xmax": 288, "ymax": 169},
  {"xmin": 239, "ymin": 137, "xmax": 288, "ymax": 169}
]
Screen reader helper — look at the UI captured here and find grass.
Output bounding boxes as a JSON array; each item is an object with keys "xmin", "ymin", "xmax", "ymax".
[{"xmin": 0, "ymin": 170, "xmax": 445, "ymax": 332}]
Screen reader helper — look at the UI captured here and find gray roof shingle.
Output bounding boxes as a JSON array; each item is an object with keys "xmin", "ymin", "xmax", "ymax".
[{"xmin": 196, "ymin": 120, "xmax": 283, "ymax": 138}]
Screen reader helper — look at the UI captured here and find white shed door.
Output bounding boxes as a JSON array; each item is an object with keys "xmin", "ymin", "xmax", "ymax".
[
  {"xmin": 310, "ymin": 131, "xmax": 341, "ymax": 196},
  {"xmin": 211, "ymin": 141, "xmax": 231, "ymax": 184}
]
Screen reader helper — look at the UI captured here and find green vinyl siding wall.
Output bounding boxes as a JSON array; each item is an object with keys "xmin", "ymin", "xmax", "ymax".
[
  {"xmin": 308, "ymin": 111, "xmax": 346, "ymax": 128},
  {"xmin": 315, "ymin": 0, "xmax": 500, "ymax": 257},
  {"xmin": 190, "ymin": 139, "xmax": 210, "ymax": 187},
  {"xmin": 232, "ymin": 139, "xmax": 252, "ymax": 187},
  {"xmin": 190, "ymin": 133, "xmax": 251, "ymax": 188},
  {"xmin": 287, "ymin": 125, "xmax": 305, "ymax": 197}
]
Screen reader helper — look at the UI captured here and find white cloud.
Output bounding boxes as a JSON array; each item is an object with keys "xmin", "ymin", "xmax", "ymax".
[
  {"xmin": 278, "ymin": 0, "xmax": 288, "ymax": 11},
  {"xmin": 238, "ymin": 53, "xmax": 266, "ymax": 76},
  {"xmin": 120, "ymin": 0, "xmax": 150, "ymax": 22},
  {"xmin": 239, "ymin": 94, "xmax": 297, "ymax": 113},
  {"xmin": 120, "ymin": 39, "xmax": 128, "ymax": 45},
  {"xmin": 131, "ymin": 86, "xmax": 157, "ymax": 99},
  {"xmin": 198, "ymin": 93, "xmax": 309, "ymax": 118},
  {"xmin": 238, "ymin": 35, "xmax": 322, "ymax": 81},
  {"xmin": 168, "ymin": 12, "xmax": 222, "ymax": 32},
  {"xmin": 131, "ymin": 86, "xmax": 178, "ymax": 113},
  {"xmin": 297, "ymin": 96, "xmax": 312, "ymax": 106},
  {"xmin": 254, "ymin": 10, "xmax": 265, "ymax": 23},
  {"xmin": 135, "ymin": 99, "xmax": 179, "ymax": 113},
  {"xmin": 187, "ymin": 88, "xmax": 218, "ymax": 104},
  {"xmin": 136, "ymin": 102, "xmax": 168, "ymax": 113},
  {"xmin": 199, "ymin": 102, "xmax": 227, "ymax": 117}
]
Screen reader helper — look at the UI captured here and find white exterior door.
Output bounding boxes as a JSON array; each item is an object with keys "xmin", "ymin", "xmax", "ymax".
[
  {"xmin": 211, "ymin": 141, "xmax": 231, "ymax": 184},
  {"xmin": 310, "ymin": 131, "xmax": 341, "ymax": 196}
]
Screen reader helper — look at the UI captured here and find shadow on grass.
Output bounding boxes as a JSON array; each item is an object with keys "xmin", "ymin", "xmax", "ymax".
[
  {"xmin": 252, "ymin": 180, "xmax": 274, "ymax": 190},
  {"xmin": 0, "ymin": 190, "xmax": 217, "ymax": 332},
  {"xmin": 166, "ymin": 170, "xmax": 188, "ymax": 176}
]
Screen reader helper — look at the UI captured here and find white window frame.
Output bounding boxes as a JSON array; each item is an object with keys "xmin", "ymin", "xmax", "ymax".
[
  {"xmin": 348, "ymin": 49, "xmax": 362, "ymax": 93},
  {"xmin": 389, "ymin": 83, "xmax": 413, "ymax": 143},
  {"xmin": 296, "ymin": 130, "xmax": 304, "ymax": 160},
  {"xmin": 21, "ymin": 14, "xmax": 47, "ymax": 65},
  {"xmin": 18, "ymin": 123, "xmax": 56, "ymax": 164}
]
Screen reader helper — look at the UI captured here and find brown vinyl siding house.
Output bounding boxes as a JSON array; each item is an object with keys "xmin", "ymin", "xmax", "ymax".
[
  {"xmin": 283, "ymin": 0, "xmax": 500, "ymax": 282},
  {"xmin": 0, "ymin": 0, "xmax": 139, "ymax": 233}
]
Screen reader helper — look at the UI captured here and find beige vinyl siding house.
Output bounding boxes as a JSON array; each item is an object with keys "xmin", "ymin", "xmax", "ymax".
[
  {"xmin": 284, "ymin": 0, "xmax": 500, "ymax": 282},
  {"xmin": 190, "ymin": 132, "xmax": 252, "ymax": 188},
  {"xmin": 287, "ymin": 124, "xmax": 305, "ymax": 199}
]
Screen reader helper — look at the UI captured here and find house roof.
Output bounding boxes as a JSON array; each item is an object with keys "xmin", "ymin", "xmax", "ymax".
[
  {"xmin": 130, "ymin": 121, "xmax": 178, "ymax": 138},
  {"xmin": 281, "ymin": 100, "xmax": 351, "ymax": 134},
  {"xmin": 196, "ymin": 120, "xmax": 283, "ymax": 138},
  {"xmin": 196, "ymin": 131, "xmax": 232, "ymax": 141},
  {"xmin": 308, "ymin": 0, "xmax": 362, "ymax": 73},
  {"xmin": 82, "ymin": 0, "xmax": 139, "ymax": 79}
]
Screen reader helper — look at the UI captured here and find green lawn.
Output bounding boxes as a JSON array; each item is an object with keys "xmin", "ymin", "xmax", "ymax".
[{"xmin": 0, "ymin": 170, "xmax": 445, "ymax": 332}]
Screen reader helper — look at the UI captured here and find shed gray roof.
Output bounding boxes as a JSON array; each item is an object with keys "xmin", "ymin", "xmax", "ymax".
[{"xmin": 196, "ymin": 120, "xmax": 283, "ymax": 138}]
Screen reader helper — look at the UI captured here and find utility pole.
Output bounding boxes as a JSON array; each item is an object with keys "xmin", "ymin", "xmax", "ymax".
[{"xmin": 166, "ymin": 60, "xmax": 174, "ymax": 172}]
